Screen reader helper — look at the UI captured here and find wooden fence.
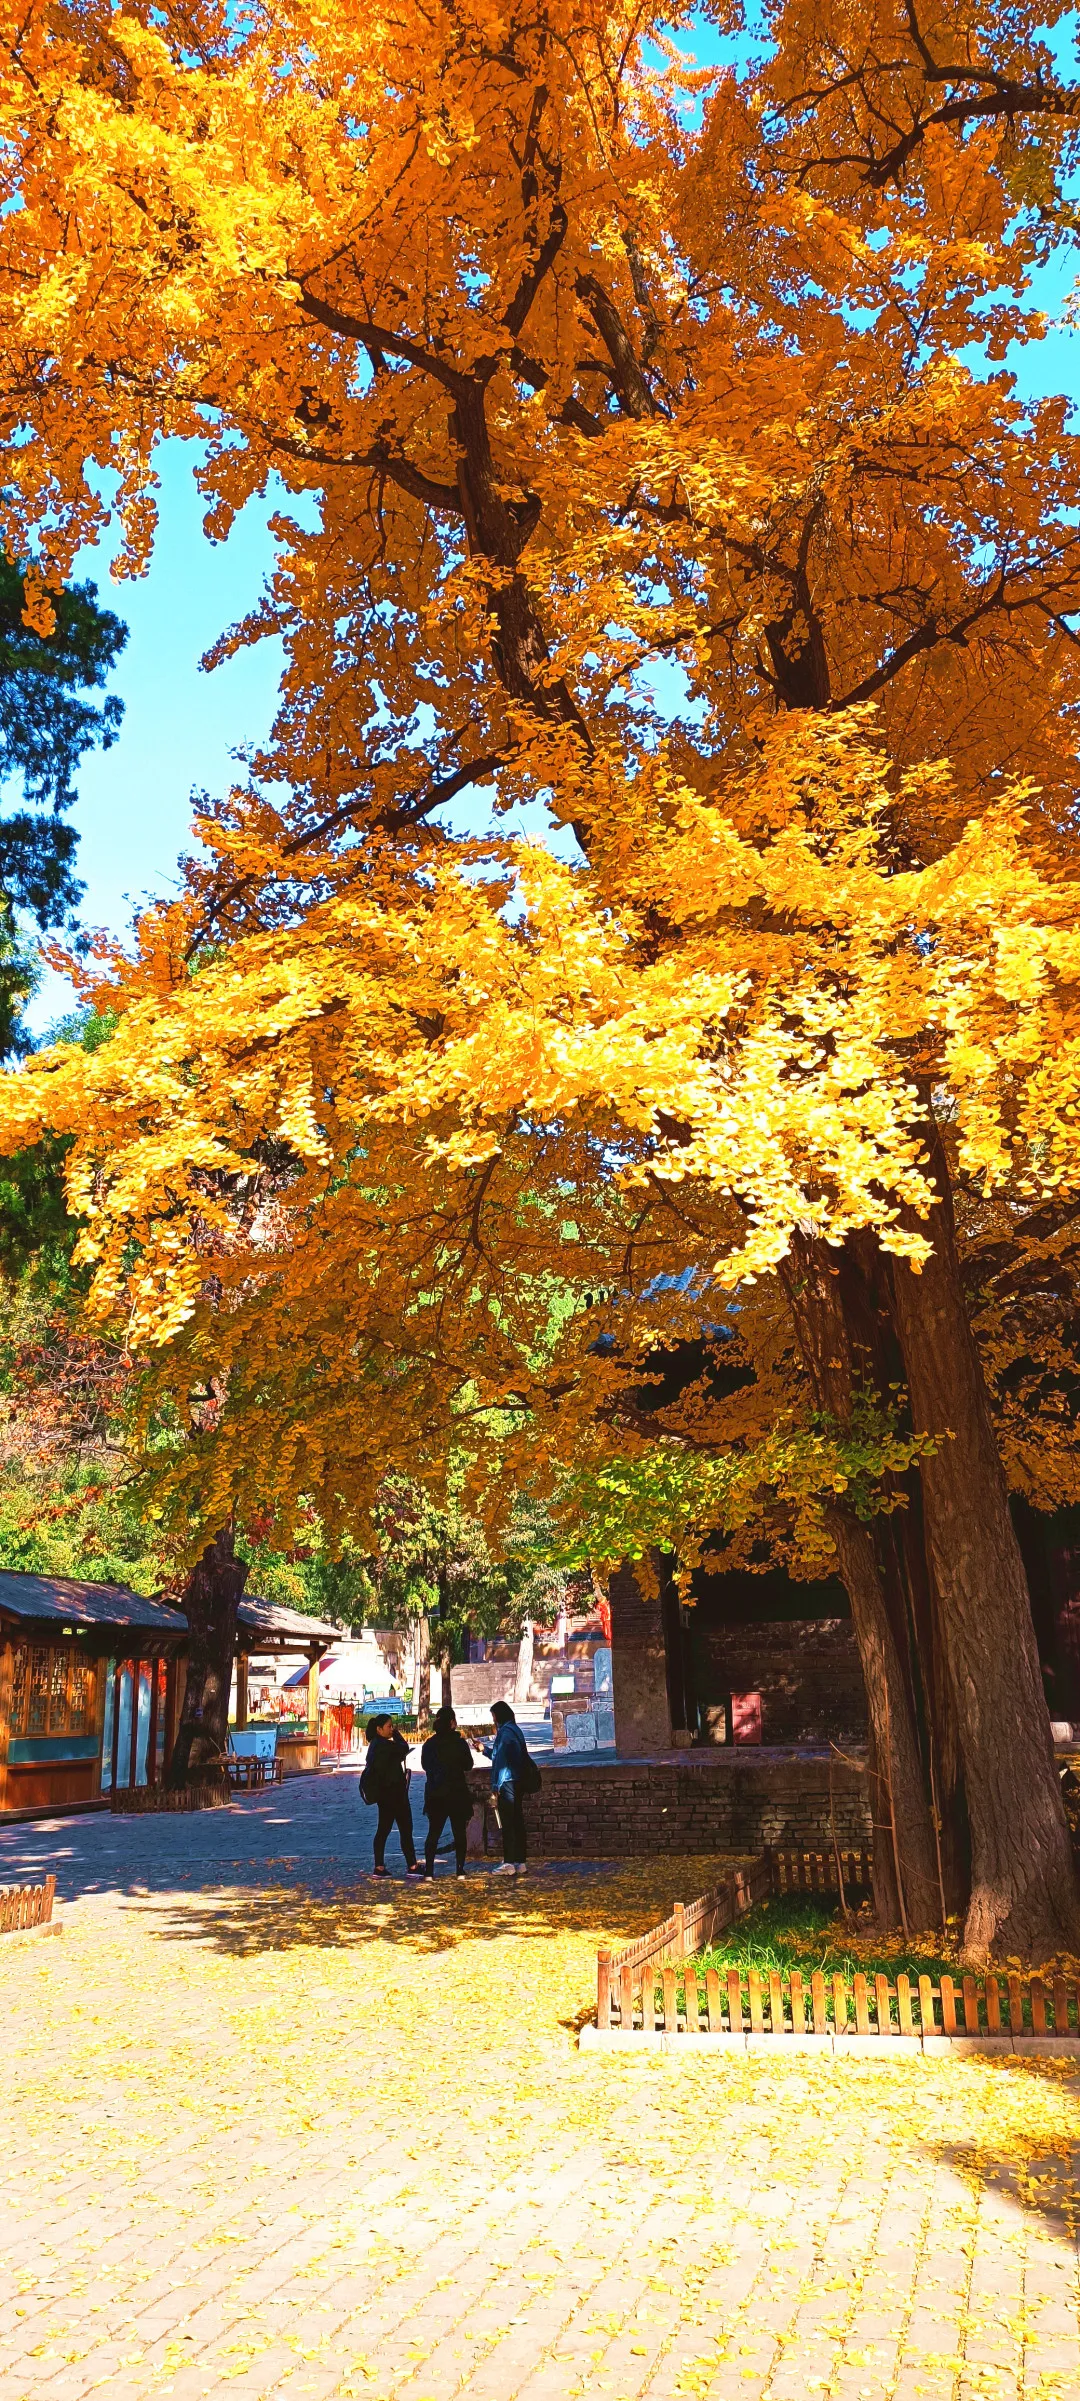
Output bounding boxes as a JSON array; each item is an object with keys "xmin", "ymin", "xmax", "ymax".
[
  {"xmin": 111, "ymin": 1779, "xmax": 231, "ymax": 1814},
  {"xmin": 0, "ymin": 1875, "xmax": 56, "ymax": 1934},
  {"xmin": 597, "ymin": 1848, "xmax": 870, "ymax": 2030},
  {"xmin": 592, "ymin": 1848, "xmax": 1080, "ymax": 2046}
]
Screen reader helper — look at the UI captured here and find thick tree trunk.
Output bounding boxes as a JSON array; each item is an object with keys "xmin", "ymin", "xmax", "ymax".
[
  {"xmin": 168, "ymin": 1527, "xmax": 249, "ymax": 1788},
  {"xmin": 783, "ymin": 1238, "xmax": 941, "ymax": 1930},
  {"xmin": 824, "ymin": 1506, "xmax": 941, "ymax": 1931},
  {"xmin": 889, "ymin": 1120, "xmax": 1080, "ymax": 1960},
  {"xmin": 840, "ymin": 1231, "xmax": 969, "ymax": 1915}
]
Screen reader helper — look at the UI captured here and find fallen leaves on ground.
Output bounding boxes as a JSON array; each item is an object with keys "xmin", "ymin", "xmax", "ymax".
[{"xmin": 2, "ymin": 1859, "xmax": 1080, "ymax": 2399}]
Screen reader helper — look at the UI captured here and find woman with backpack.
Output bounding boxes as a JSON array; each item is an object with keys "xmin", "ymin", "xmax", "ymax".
[
  {"xmin": 486, "ymin": 1700, "xmax": 539, "ymax": 1875},
  {"xmin": 361, "ymin": 1713, "xmax": 425, "ymax": 1878},
  {"xmin": 420, "ymin": 1705, "xmax": 475, "ymax": 1878}
]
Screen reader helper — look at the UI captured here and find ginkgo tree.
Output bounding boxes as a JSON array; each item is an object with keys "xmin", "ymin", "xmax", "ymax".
[{"xmin": 1, "ymin": 0, "xmax": 1080, "ymax": 1953}]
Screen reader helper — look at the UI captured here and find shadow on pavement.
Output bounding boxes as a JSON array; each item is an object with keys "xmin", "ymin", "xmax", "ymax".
[{"xmin": 131, "ymin": 1858, "xmax": 690, "ymax": 1961}]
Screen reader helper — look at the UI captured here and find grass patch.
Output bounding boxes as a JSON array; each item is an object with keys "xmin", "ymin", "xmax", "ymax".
[
  {"xmin": 692, "ymin": 1894, "xmax": 958, "ymax": 1990},
  {"xmin": 637, "ymin": 1897, "xmax": 968, "ymax": 2030}
]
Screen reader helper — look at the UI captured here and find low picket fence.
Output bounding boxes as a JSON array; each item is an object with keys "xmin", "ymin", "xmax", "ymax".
[
  {"xmin": 111, "ymin": 1779, "xmax": 231, "ymax": 1814},
  {"xmin": 590, "ymin": 1849, "xmax": 1080, "ymax": 2053},
  {"xmin": 0, "ymin": 1875, "xmax": 56, "ymax": 1934}
]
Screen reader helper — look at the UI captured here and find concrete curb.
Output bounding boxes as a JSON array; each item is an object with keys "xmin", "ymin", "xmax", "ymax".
[
  {"xmin": 579, "ymin": 2023, "xmax": 1080, "ymax": 2061},
  {"xmin": 0, "ymin": 1915, "xmax": 63, "ymax": 1955}
]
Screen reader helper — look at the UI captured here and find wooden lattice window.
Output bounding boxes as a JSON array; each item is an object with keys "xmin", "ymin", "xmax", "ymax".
[
  {"xmin": 10, "ymin": 1643, "xmax": 27, "ymax": 1731},
  {"xmin": 8, "ymin": 1641, "xmax": 97, "ymax": 1737},
  {"xmin": 26, "ymin": 1646, "xmax": 49, "ymax": 1734},
  {"xmin": 68, "ymin": 1654, "xmax": 94, "ymax": 1735}
]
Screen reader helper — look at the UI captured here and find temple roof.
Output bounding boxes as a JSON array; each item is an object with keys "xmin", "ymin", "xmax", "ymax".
[{"xmin": 0, "ymin": 1569, "xmax": 337, "ymax": 1649}]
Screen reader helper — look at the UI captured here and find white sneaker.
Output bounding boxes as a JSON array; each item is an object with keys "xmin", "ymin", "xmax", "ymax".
[{"xmin": 491, "ymin": 1861, "xmax": 515, "ymax": 1875}]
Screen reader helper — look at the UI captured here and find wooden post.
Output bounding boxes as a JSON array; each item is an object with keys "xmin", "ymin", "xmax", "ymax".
[
  {"xmin": 111, "ymin": 1659, "xmax": 124, "ymax": 1792},
  {"xmin": 0, "ymin": 1637, "xmax": 12, "ymax": 1815},
  {"xmin": 597, "ymin": 1948, "xmax": 612, "ymax": 2031},
  {"xmin": 146, "ymin": 1659, "xmax": 160, "ymax": 1789},
  {"xmin": 235, "ymin": 1653, "xmax": 249, "ymax": 1732},
  {"xmin": 306, "ymin": 1649, "xmax": 320, "ymax": 1740},
  {"xmin": 163, "ymin": 1656, "xmax": 178, "ymax": 1781},
  {"xmin": 90, "ymin": 1653, "xmax": 107, "ymax": 1800},
  {"xmin": 128, "ymin": 1659, "xmax": 142, "ymax": 1790},
  {"xmin": 620, "ymin": 1961, "xmax": 634, "ymax": 2031}
]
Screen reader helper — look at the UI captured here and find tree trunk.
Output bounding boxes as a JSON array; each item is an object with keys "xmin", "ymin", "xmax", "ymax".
[
  {"xmin": 514, "ymin": 1616, "xmax": 535, "ymax": 1707},
  {"xmin": 839, "ymin": 1230, "xmax": 969, "ymax": 1916},
  {"xmin": 167, "ymin": 1527, "xmax": 249, "ymax": 1788},
  {"xmin": 823, "ymin": 1505, "xmax": 941, "ymax": 1930},
  {"xmin": 783, "ymin": 1237, "xmax": 941, "ymax": 1930},
  {"xmin": 888, "ymin": 1120, "xmax": 1080, "ymax": 1960},
  {"xmin": 414, "ymin": 1616, "xmax": 431, "ymax": 1723}
]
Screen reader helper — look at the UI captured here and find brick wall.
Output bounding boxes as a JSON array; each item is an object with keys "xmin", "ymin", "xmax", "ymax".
[
  {"xmin": 450, "ymin": 1663, "xmax": 518, "ymax": 1709},
  {"xmin": 469, "ymin": 1756, "xmax": 871, "ymax": 1857},
  {"xmin": 693, "ymin": 1617, "xmax": 867, "ymax": 1746}
]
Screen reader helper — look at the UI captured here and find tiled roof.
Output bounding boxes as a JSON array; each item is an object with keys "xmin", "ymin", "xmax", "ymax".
[
  {"xmin": 0, "ymin": 1570, "xmax": 184, "ymax": 1634},
  {"xmin": 0, "ymin": 1569, "xmax": 338, "ymax": 1647}
]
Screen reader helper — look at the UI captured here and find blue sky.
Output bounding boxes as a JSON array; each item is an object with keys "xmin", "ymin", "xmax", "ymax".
[{"xmin": 21, "ymin": 218, "xmax": 1080, "ymax": 1034}]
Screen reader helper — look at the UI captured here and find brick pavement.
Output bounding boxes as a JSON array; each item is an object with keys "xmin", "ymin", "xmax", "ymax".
[{"xmin": 3, "ymin": 1776, "xmax": 1080, "ymax": 2400}]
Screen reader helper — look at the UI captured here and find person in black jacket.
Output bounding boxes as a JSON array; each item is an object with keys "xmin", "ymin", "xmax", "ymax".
[
  {"xmin": 363, "ymin": 1715, "xmax": 424, "ymax": 1877},
  {"xmin": 486, "ymin": 1699, "xmax": 533, "ymax": 1875},
  {"xmin": 420, "ymin": 1706, "xmax": 475, "ymax": 1878}
]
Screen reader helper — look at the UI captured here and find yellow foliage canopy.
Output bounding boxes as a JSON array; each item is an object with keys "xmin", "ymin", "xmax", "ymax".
[{"xmin": 0, "ymin": 0, "xmax": 1079, "ymax": 1554}]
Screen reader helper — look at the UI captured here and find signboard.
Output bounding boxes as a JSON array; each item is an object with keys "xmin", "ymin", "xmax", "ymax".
[{"xmin": 731, "ymin": 1691, "xmax": 763, "ymax": 1744}]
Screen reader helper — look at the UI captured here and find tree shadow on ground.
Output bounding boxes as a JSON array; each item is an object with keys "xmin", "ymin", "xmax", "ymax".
[
  {"xmin": 131, "ymin": 1857, "xmax": 704, "ymax": 1964},
  {"xmin": 921, "ymin": 2053, "xmax": 1080, "ymax": 2245}
]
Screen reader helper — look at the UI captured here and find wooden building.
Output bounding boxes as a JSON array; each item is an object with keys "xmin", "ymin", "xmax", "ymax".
[{"xmin": 0, "ymin": 1570, "xmax": 337, "ymax": 1817}]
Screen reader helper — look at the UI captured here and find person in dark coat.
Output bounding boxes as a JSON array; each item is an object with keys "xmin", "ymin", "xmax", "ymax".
[
  {"xmin": 420, "ymin": 1706, "xmax": 475, "ymax": 1878},
  {"xmin": 487, "ymin": 1699, "xmax": 532, "ymax": 1875},
  {"xmin": 363, "ymin": 1714, "xmax": 424, "ymax": 1877}
]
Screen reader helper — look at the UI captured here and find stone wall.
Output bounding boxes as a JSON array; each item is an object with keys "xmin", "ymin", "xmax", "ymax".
[
  {"xmin": 692, "ymin": 1616, "xmax": 867, "ymax": 1746},
  {"xmin": 469, "ymin": 1755, "xmax": 871, "ymax": 1858}
]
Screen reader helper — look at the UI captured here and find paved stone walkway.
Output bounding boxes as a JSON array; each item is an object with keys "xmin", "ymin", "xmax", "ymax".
[{"xmin": 3, "ymin": 1775, "xmax": 1080, "ymax": 2400}]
